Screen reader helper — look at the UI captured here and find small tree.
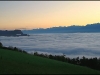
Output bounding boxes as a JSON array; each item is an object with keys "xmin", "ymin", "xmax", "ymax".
[
  {"xmin": 0, "ymin": 42, "xmax": 3, "ymax": 48},
  {"xmin": 14, "ymin": 47, "xmax": 18, "ymax": 51},
  {"xmin": 34, "ymin": 52, "xmax": 38, "ymax": 56}
]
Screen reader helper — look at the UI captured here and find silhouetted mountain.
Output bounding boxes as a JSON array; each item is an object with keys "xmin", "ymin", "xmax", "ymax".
[
  {"xmin": 22, "ymin": 23, "xmax": 100, "ymax": 34},
  {"xmin": 0, "ymin": 30, "xmax": 29, "ymax": 36}
]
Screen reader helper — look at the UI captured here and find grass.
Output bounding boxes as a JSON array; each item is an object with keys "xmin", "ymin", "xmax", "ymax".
[{"xmin": 0, "ymin": 48, "xmax": 100, "ymax": 74}]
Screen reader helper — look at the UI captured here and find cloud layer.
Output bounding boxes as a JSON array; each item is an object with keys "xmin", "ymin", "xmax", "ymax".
[{"xmin": 0, "ymin": 33, "xmax": 100, "ymax": 58}]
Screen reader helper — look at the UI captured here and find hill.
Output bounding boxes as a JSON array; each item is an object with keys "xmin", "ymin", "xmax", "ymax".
[
  {"xmin": 0, "ymin": 30, "xmax": 29, "ymax": 36},
  {"xmin": 22, "ymin": 23, "xmax": 100, "ymax": 33},
  {"xmin": 0, "ymin": 48, "xmax": 100, "ymax": 74}
]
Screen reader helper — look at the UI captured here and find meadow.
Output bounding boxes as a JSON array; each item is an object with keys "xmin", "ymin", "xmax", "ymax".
[{"xmin": 0, "ymin": 48, "xmax": 100, "ymax": 74}]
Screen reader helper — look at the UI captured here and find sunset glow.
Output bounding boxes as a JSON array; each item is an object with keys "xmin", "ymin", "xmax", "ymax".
[{"xmin": 0, "ymin": 1, "xmax": 100, "ymax": 30}]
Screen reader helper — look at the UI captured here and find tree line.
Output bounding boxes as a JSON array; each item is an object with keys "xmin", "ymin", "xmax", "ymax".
[
  {"xmin": 0, "ymin": 42, "xmax": 27, "ymax": 54},
  {"xmin": 33, "ymin": 52, "xmax": 100, "ymax": 71}
]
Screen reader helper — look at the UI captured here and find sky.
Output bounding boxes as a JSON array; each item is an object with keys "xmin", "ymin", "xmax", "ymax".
[{"xmin": 0, "ymin": 1, "xmax": 100, "ymax": 30}]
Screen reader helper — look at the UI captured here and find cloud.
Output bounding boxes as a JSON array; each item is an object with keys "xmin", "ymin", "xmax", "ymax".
[{"xmin": 1, "ymin": 33, "xmax": 100, "ymax": 58}]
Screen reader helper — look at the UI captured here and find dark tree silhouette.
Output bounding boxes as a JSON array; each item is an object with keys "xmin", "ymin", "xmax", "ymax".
[{"xmin": 0, "ymin": 42, "xmax": 3, "ymax": 48}]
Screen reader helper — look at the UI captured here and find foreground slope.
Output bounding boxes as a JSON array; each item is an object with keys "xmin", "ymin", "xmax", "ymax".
[{"xmin": 0, "ymin": 49, "xmax": 100, "ymax": 74}]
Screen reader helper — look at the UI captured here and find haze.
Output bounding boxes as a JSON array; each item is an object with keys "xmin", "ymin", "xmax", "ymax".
[{"xmin": 0, "ymin": 1, "xmax": 100, "ymax": 30}]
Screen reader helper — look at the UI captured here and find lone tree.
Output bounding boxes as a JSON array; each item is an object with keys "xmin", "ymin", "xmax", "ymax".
[{"xmin": 0, "ymin": 42, "xmax": 3, "ymax": 48}]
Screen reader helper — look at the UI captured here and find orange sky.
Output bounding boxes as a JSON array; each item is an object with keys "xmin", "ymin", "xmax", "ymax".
[{"xmin": 0, "ymin": 1, "xmax": 100, "ymax": 30}]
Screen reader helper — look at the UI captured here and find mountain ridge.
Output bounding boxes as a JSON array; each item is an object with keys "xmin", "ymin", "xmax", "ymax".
[{"xmin": 22, "ymin": 23, "xmax": 100, "ymax": 34}]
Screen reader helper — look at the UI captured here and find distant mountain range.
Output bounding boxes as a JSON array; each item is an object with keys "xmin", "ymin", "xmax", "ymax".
[{"xmin": 22, "ymin": 23, "xmax": 100, "ymax": 34}]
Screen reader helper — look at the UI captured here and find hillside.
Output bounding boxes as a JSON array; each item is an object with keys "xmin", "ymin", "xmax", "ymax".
[{"xmin": 0, "ymin": 48, "xmax": 100, "ymax": 74}]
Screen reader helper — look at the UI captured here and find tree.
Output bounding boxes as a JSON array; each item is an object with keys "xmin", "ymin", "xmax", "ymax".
[
  {"xmin": 49, "ymin": 54, "xmax": 54, "ymax": 59},
  {"xmin": 0, "ymin": 42, "xmax": 3, "ymax": 48},
  {"xmin": 34, "ymin": 52, "xmax": 39, "ymax": 56}
]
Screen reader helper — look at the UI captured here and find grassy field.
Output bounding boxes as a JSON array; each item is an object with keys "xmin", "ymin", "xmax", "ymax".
[{"xmin": 0, "ymin": 48, "xmax": 100, "ymax": 74}]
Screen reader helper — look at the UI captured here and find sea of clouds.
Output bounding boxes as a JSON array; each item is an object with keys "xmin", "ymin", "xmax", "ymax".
[{"xmin": 0, "ymin": 33, "xmax": 100, "ymax": 58}]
